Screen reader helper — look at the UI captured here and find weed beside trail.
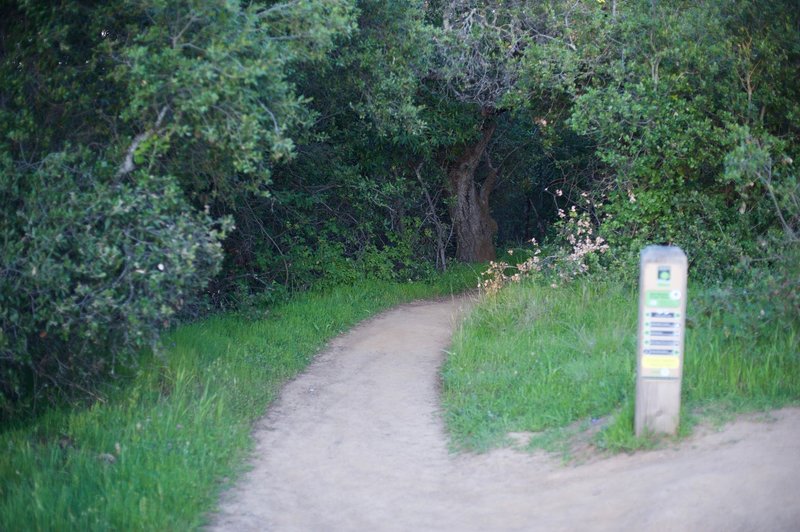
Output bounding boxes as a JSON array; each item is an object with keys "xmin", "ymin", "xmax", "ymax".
[
  {"xmin": 0, "ymin": 267, "xmax": 479, "ymax": 531},
  {"xmin": 442, "ymin": 280, "xmax": 800, "ymax": 453}
]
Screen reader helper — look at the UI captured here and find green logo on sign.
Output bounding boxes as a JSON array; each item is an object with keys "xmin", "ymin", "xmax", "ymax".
[{"xmin": 657, "ymin": 266, "xmax": 671, "ymax": 284}]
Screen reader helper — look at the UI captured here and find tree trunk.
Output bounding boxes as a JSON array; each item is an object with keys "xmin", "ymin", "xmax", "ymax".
[{"xmin": 447, "ymin": 116, "xmax": 498, "ymax": 262}]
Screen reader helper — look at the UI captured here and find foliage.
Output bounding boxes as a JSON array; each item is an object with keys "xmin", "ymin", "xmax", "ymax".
[
  {"xmin": 212, "ymin": 0, "xmax": 448, "ymax": 297},
  {"xmin": 722, "ymin": 126, "xmax": 800, "ymax": 317},
  {"xmin": 1, "ymin": 0, "xmax": 355, "ymax": 194},
  {"xmin": 480, "ymin": 205, "xmax": 607, "ymax": 295},
  {"xmin": 0, "ymin": 153, "xmax": 227, "ymax": 416},
  {"xmin": 562, "ymin": 0, "xmax": 798, "ymax": 280},
  {"xmin": 480, "ymin": 248, "xmax": 541, "ymax": 296},
  {"xmin": 0, "ymin": 0, "xmax": 355, "ymax": 412},
  {"xmin": 724, "ymin": 127, "xmax": 799, "ymax": 245}
]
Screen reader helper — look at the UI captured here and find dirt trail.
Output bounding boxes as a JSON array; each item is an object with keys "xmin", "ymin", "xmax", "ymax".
[{"xmin": 210, "ymin": 296, "xmax": 800, "ymax": 531}]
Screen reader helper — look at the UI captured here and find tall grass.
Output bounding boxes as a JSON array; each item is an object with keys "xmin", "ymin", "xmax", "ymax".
[
  {"xmin": 442, "ymin": 279, "xmax": 800, "ymax": 452},
  {"xmin": 0, "ymin": 267, "xmax": 479, "ymax": 531}
]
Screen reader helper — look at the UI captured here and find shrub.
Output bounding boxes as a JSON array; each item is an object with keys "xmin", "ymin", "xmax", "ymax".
[
  {"xmin": 721, "ymin": 127, "xmax": 799, "ymax": 322},
  {"xmin": 0, "ymin": 152, "xmax": 227, "ymax": 417},
  {"xmin": 480, "ymin": 206, "xmax": 608, "ymax": 295}
]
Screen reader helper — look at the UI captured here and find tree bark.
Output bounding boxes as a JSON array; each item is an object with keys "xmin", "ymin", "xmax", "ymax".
[{"xmin": 447, "ymin": 115, "xmax": 498, "ymax": 262}]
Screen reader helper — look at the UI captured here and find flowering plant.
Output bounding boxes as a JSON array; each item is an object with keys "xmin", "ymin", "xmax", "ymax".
[{"xmin": 480, "ymin": 195, "xmax": 608, "ymax": 295}]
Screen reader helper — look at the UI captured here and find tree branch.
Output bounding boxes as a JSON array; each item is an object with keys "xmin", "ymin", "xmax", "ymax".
[{"xmin": 117, "ymin": 106, "xmax": 169, "ymax": 178}]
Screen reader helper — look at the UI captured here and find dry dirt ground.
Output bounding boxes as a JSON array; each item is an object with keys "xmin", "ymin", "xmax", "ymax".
[{"xmin": 210, "ymin": 296, "xmax": 800, "ymax": 531}]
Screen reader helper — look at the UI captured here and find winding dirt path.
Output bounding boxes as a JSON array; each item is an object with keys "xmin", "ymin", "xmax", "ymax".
[{"xmin": 210, "ymin": 296, "xmax": 800, "ymax": 531}]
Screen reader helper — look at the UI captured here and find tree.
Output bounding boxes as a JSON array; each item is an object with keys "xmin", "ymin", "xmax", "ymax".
[
  {"xmin": 0, "ymin": 0, "xmax": 355, "ymax": 413},
  {"xmin": 431, "ymin": 2, "xmax": 517, "ymax": 261},
  {"xmin": 206, "ymin": 0, "xmax": 449, "ymax": 294},
  {"xmin": 558, "ymin": 0, "xmax": 799, "ymax": 277},
  {"xmin": 429, "ymin": 0, "xmax": 600, "ymax": 261}
]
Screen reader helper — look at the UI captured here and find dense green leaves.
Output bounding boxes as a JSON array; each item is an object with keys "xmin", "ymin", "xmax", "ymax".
[
  {"xmin": 0, "ymin": 0, "xmax": 356, "ymax": 413},
  {"xmin": 0, "ymin": 154, "xmax": 226, "ymax": 414},
  {"xmin": 516, "ymin": 0, "xmax": 800, "ymax": 280}
]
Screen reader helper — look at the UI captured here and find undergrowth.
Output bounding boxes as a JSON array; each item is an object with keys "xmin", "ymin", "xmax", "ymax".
[{"xmin": 0, "ymin": 266, "xmax": 479, "ymax": 531}]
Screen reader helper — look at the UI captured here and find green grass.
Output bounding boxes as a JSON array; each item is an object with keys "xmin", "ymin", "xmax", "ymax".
[
  {"xmin": 442, "ymin": 279, "xmax": 800, "ymax": 453},
  {"xmin": 0, "ymin": 266, "xmax": 479, "ymax": 531}
]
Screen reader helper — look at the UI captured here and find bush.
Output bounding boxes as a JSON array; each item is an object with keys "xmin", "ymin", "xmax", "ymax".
[
  {"xmin": 480, "ymin": 208, "xmax": 608, "ymax": 295},
  {"xmin": 722, "ymin": 127, "xmax": 800, "ymax": 322},
  {"xmin": 0, "ymin": 152, "xmax": 227, "ymax": 417}
]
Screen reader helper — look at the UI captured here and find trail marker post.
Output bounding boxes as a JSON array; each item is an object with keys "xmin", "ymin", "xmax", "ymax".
[{"xmin": 635, "ymin": 246, "xmax": 688, "ymax": 436}]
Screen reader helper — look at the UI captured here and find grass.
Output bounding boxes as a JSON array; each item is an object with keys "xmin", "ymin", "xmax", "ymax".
[
  {"xmin": 442, "ymin": 278, "xmax": 800, "ymax": 453},
  {"xmin": 0, "ymin": 266, "xmax": 479, "ymax": 531}
]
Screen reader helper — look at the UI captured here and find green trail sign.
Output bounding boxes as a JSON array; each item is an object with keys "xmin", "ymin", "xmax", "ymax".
[{"xmin": 635, "ymin": 246, "xmax": 688, "ymax": 436}]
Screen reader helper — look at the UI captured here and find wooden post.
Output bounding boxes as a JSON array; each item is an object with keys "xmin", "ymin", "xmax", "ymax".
[{"xmin": 635, "ymin": 246, "xmax": 688, "ymax": 436}]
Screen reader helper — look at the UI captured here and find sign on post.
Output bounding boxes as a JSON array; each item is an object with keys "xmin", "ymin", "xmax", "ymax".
[{"xmin": 635, "ymin": 246, "xmax": 688, "ymax": 436}]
